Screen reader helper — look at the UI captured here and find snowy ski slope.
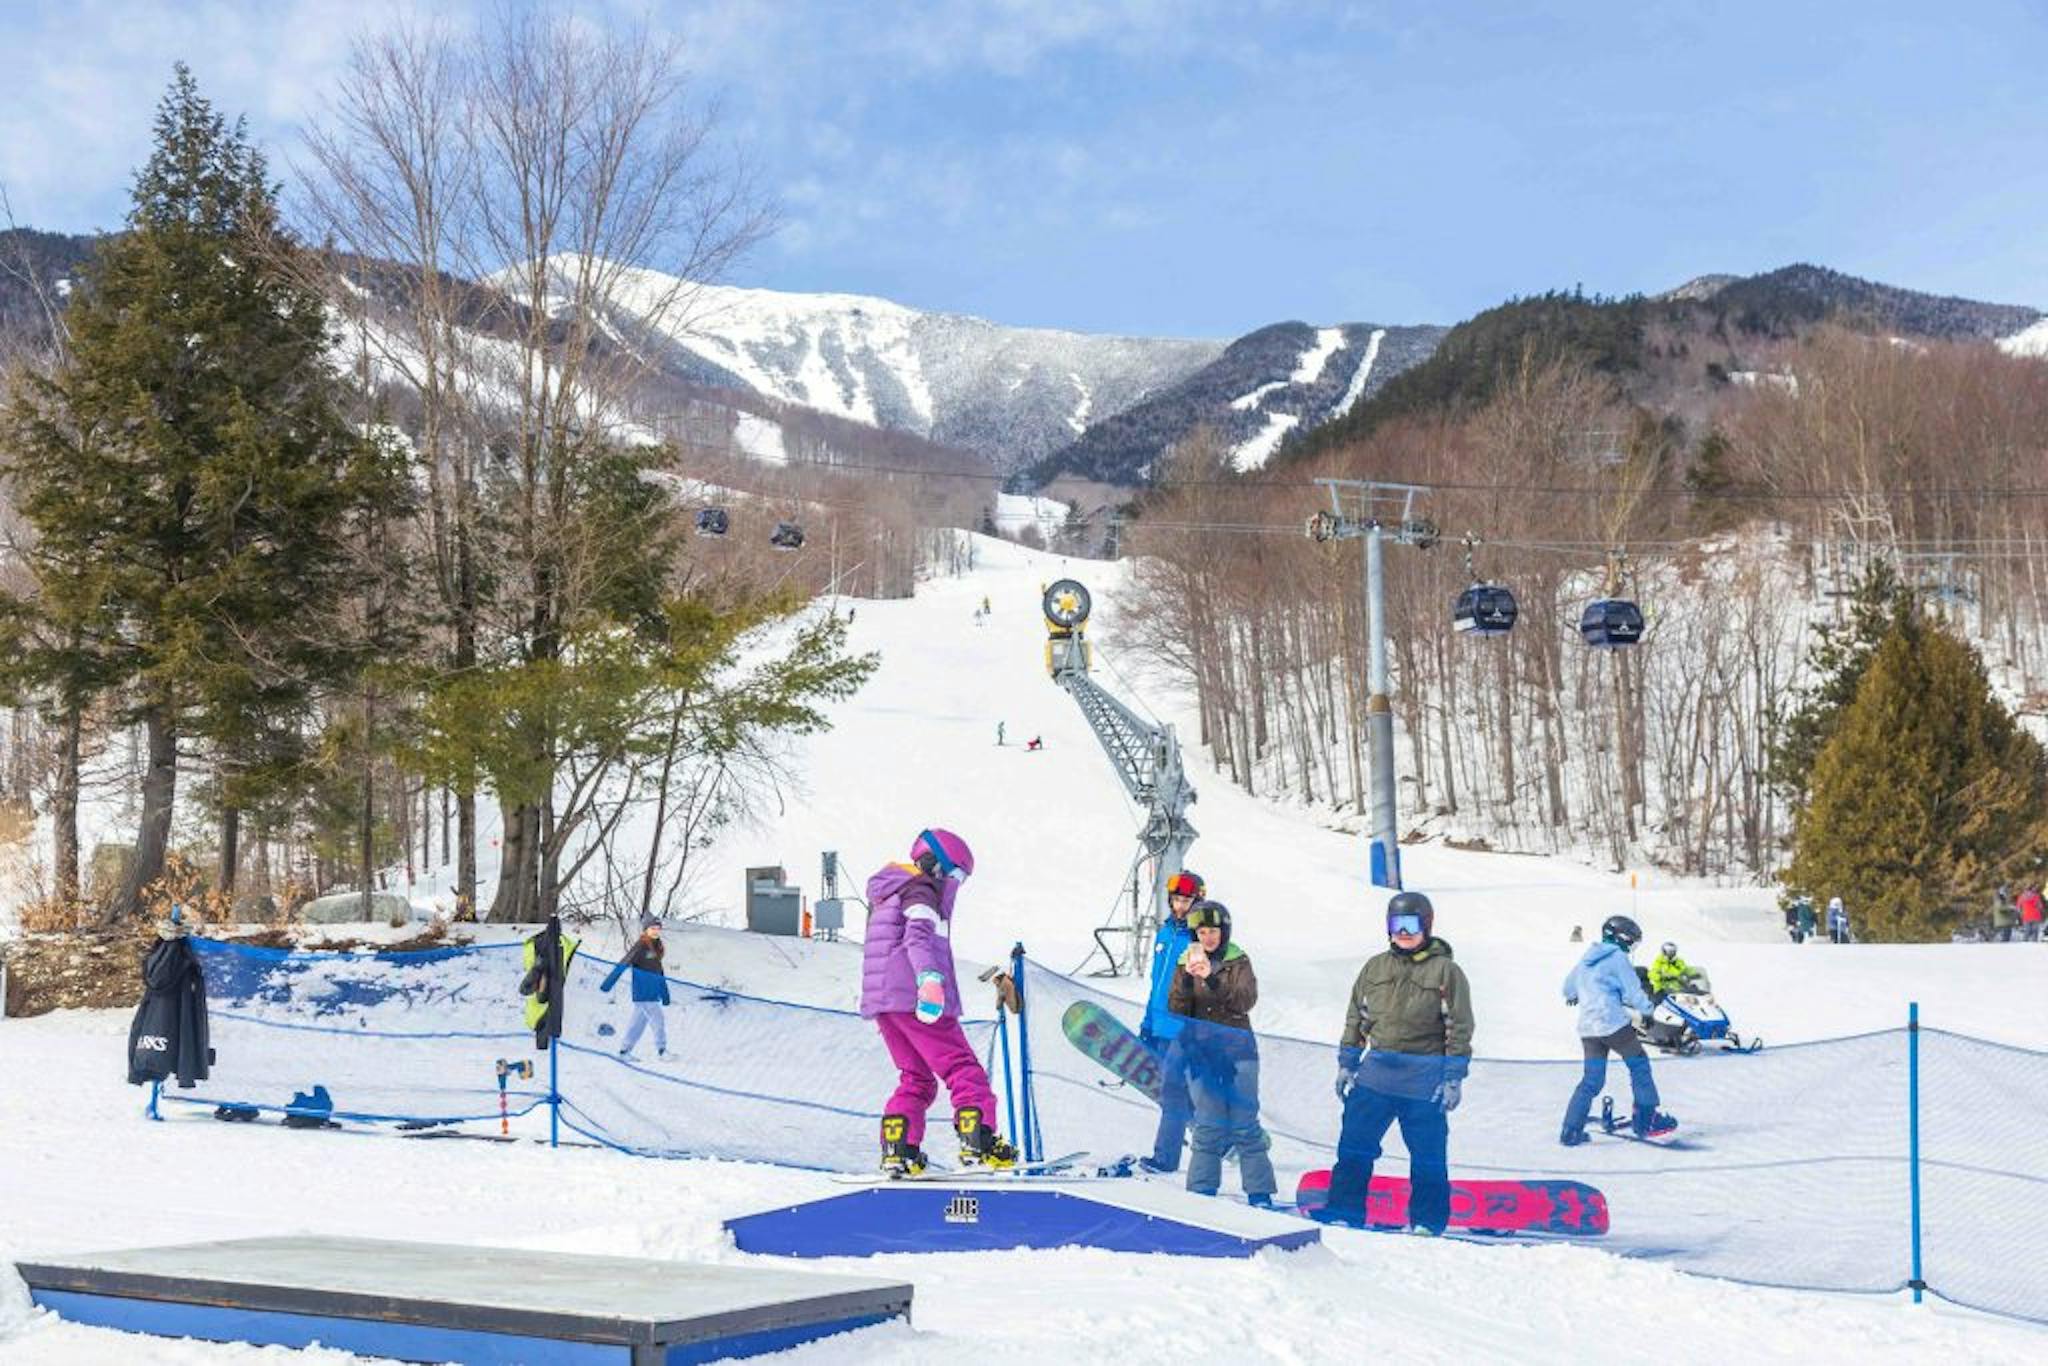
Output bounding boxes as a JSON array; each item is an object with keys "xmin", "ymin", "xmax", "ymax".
[{"xmin": 4, "ymin": 533, "xmax": 2046, "ymax": 1362}]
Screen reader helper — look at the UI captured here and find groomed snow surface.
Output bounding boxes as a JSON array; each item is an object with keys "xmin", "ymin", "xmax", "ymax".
[{"xmin": 4, "ymin": 534, "xmax": 2046, "ymax": 1362}]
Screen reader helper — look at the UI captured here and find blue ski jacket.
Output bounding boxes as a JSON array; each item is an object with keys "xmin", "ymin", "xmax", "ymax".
[
  {"xmin": 1563, "ymin": 942, "xmax": 1650, "ymax": 1039},
  {"xmin": 601, "ymin": 941, "xmax": 672, "ymax": 1006},
  {"xmin": 1143, "ymin": 912, "xmax": 1196, "ymax": 1043}
]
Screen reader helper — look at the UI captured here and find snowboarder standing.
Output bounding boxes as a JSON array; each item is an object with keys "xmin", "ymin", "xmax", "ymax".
[
  {"xmin": 1317, "ymin": 891, "xmax": 1474, "ymax": 1234},
  {"xmin": 600, "ymin": 914, "xmax": 672, "ymax": 1060},
  {"xmin": 1827, "ymin": 896, "xmax": 1851, "ymax": 945},
  {"xmin": 1992, "ymin": 886, "xmax": 2018, "ymax": 943},
  {"xmin": 1138, "ymin": 869, "xmax": 1204, "ymax": 1174},
  {"xmin": 1561, "ymin": 915, "xmax": 1675, "ymax": 1144},
  {"xmin": 1794, "ymin": 897, "xmax": 1817, "ymax": 944},
  {"xmin": 2020, "ymin": 886, "xmax": 2044, "ymax": 943},
  {"xmin": 1168, "ymin": 901, "xmax": 1277, "ymax": 1207},
  {"xmin": 861, "ymin": 828, "xmax": 1018, "ymax": 1175}
]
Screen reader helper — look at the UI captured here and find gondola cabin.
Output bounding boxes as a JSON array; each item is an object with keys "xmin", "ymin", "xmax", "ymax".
[
  {"xmin": 769, "ymin": 521, "xmax": 805, "ymax": 551},
  {"xmin": 694, "ymin": 507, "xmax": 730, "ymax": 537},
  {"xmin": 1579, "ymin": 598, "xmax": 1645, "ymax": 647},
  {"xmin": 1452, "ymin": 584, "xmax": 1518, "ymax": 636}
]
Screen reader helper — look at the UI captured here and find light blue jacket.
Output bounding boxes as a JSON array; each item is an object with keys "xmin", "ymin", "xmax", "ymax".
[
  {"xmin": 1564, "ymin": 942, "xmax": 1651, "ymax": 1039},
  {"xmin": 1143, "ymin": 913, "xmax": 1196, "ymax": 1042}
]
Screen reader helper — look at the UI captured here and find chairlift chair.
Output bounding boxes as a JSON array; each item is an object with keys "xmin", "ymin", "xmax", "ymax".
[
  {"xmin": 1579, "ymin": 597, "xmax": 1645, "ymax": 647},
  {"xmin": 1452, "ymin": 583, "xmax": 1518, "ymax": 636},
  {"xmin": 694, "ymin": 507, "xmax": 730, "ymax": 537},
  {"xmin": 769, "ymin": 521, "xmax": 805, "ymax": 551}
]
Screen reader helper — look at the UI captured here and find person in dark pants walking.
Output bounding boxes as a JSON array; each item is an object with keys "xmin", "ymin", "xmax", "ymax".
[
  {"xmin": 1560, "ymin": 915, "xmax": 1676, "ymax": 1143},
  {"xmin": 1314, "ymin": 891, "xmax": 1474, "ymax": 1235}
]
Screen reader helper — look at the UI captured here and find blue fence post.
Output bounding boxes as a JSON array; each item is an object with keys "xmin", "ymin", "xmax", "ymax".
[
  {"xmin": 996, "ymin": 1002, "xmax": 1019, "ymax": 1148},
  {"xmin": 549, "ymin": 1037, "xmax": 560, "ymax": 1149},
  {"xmin": 1908, "ymin": 1000, "xmax": 1924, "ymax": 1304},
  {"xmin": 1011, "ymin": 943, "xmax": 1038, "ymax": 1163}
]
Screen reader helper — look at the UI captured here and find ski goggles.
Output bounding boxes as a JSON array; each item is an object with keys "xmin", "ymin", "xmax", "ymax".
[
  {"xmin": 1166, "ymin": 872, "xmax": 1204, "ymax": 900},
  {"xmin": 917, "ymin": 830, "xmax": 969, "ymax": 882},
  {"xmin": 1387, "ymin": 912, "xmax": 1426, "ymax": 938},
  {"xmin": 1186, "ymin": 904, "xmax": 1229, "ymax": 932}
]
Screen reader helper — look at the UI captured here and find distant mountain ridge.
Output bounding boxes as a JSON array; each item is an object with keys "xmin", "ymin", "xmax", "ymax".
[
  {"xmin": 1664, "ymin": 264, "xmax": 2041, "ymax": 341},
  {"xmin": 1019, "ymin": 319, "xmax": 1445, "ymax": 487}
]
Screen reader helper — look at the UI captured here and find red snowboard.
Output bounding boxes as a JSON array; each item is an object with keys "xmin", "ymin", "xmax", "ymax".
[{"xmin": 1294, "ymin": 1169, "xmax": 1609, "ymax": 1237}]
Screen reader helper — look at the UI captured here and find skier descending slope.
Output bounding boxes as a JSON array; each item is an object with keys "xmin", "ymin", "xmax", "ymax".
[
  {"xmin": 862, "ymin": 828, "xmax": 1019, "ymax": 1175},
  {"xmin": 1561, "ymin": 915, "xmax": 1677, "ymax": 1144}
]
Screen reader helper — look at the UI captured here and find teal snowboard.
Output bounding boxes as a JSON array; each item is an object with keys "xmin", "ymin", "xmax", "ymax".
[{"xmin": 1060, "ymin": 1000, "xmax": 1165, "ymax": 1104}]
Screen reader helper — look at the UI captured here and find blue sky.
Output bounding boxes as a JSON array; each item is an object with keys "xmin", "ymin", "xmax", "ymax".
[{"xmin": 3, "ymin": 1, "xmax": 2043, "ymax": 337}]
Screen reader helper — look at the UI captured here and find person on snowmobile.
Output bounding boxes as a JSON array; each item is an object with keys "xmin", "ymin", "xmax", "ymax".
[
  {"xmin": 861, "ymin": 828, "xmax": 1019, "ymax": 1175},
  {"xmin": 1168, "ymin": 900, "xmax": 1278, "ymax": 1207},
  {"xmin": 1315, "ymin": 890, "xmax": 1474, "ymax": 1234},
  {"xmin": 1560, "ymin": 915, "xmax": 1675, "ymax": 1144},
  {"xmin": 1646, "ymin": 941, "xmax": 1698, "ymax": 997},
  {"xmin": 1139, "ymin": 867, "xmax": 1205, "ymax": 1173}
]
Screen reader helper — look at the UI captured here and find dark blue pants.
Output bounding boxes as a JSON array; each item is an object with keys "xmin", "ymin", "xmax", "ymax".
[
  {"xmin": 1563, "ymin": 1026, "xmax": 1659, "ymax": 1135},
  {"xmin": 1325, "ymin": 1084, "xmax": 1449, "ymax": 1233},
  {"xmin": 1149, "ymin": 1038, "xmax": 1193, "ymax": 1169}
]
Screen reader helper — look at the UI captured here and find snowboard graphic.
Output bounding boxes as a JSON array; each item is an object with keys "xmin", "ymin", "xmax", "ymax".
[
  {"xmin": 1293, "ymin": 1169, "xmax": 1610, "ymax": 1237},
  {"xmin": 1060, "ymin": 1001, "xmax": 1165, "ymax": 1104}
]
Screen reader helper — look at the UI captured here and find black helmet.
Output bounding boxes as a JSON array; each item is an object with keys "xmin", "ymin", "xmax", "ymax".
[
  {"xmin": 1186, "ymin": 899, "xmax": 1232, "ymax": 949},
  {"xmin": 1659, "ymin": 941, "xmax": 1678, "ymax": 959},
  {"xmin": 1387, "ymin": 890, "xmax": 1434, "ymax": 941},
  {"xmin": 1602, "ymin": 915, "xmax": 1643, "ymax": 951}
]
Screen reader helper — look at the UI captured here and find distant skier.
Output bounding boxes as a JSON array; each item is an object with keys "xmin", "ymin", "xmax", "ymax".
[
  {"xmin": 1316, "ymin": 890, "xmax": 1474, "ymax": 1234},
  {"xmin": 1827, "ymin": 896, "xmax": 1851, "ymax": 945},
  {"xmin": 2020, "ymin": 886, "xmax": 2044, "ymax": 943},
  {"xmin": 1794, "ymin": 897, "xmax": 1817, "ymax": 944},
  {"xmin": 996, "ymin": 721, "xmax": 1006, "ymax": 747},
  {"xmin": 1561, "ymin": 915, "xmax": 1675, "ymax": 1144},
  {"xmin": 1646, "ymin": 941, "xmax": 1697, "ymax": 997},
  {"xmin": 1992, "ymin": 886, "xmax": 2018, "ymax": 943},
  {"xmin": 1168, "ymin": 900, "xmax": 1277, "ymax": 1208},
  {"xmin": 1138, "ymin": 868, "xmax": 1205, "ymax": 1173},
  {"xmin": 1025, "ymin": 736, "xmax": 1043, "ymax": 751},
  {"xmin": 861, "ymin": 828, "xmax": 1018, "ymax": 1175},
  {"xmin": 599, "ymin": 913, "xmax": 672, "ymax": 1060}
]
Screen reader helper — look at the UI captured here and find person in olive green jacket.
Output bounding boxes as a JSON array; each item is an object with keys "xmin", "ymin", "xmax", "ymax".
[
  {"xmin": 1167, "ymin": 900, "xmax": 1278, "ymax": 1207},
  {"xmin": 1314, "ymin": 890, "xmax": 1475, "ymax": 1233}
]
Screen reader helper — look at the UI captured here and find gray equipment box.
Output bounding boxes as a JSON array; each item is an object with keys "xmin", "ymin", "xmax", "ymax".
[{"xmin": 746, "ymin": 865, "xmax": 803, "ymax": 937}]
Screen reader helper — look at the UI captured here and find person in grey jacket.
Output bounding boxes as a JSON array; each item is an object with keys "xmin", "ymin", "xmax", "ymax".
[{"xmin": 1559, "ymin": 915, "xmax": 1674, "ymax": 1143}]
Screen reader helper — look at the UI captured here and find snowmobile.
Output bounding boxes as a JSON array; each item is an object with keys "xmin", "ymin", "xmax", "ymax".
[{"xmin": 1634, "ymin": 967, "xmax": 1759, "ymax": 1054}]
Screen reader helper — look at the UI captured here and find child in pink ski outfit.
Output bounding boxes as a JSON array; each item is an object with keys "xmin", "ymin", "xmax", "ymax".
[{"xmin": 862, "ymin": 828, "xmax": 1018, "ymax": 1174}]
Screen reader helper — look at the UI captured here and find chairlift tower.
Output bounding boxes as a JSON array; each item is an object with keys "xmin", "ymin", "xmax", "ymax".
[
  {"xmin": 1041, "ymin": 579, "xmax": 1197, "ymax": 977},
  {"xmin": 1307, "ymin": 479, "xmax": 1437, "ymax": 891}
]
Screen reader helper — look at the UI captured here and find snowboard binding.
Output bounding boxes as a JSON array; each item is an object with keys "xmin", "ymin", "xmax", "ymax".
[
  {"xmin": 953, "ymin": 1107, "xmax": 1018, "ymax": 1170},
  {"xmin": 879, "ymin": 1114, "xmax": 929, "ymax": 1178}
]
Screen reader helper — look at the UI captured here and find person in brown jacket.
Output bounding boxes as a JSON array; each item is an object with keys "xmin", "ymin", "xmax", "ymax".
[
  {"xmin": 1168, "ymin": 901, "xmax": 1278, "ymax": 1207},
  {"xmin": 1314, "ymin": 890, "xmax": 1474, "ymax": 1234}
]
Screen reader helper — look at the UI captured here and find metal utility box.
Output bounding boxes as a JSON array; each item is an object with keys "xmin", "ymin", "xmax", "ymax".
[
  {"xmin": 812, "ymin": 898, "xmax": 847, "ymax": 937},
  {"xmin": 745, "ymin": 865, "xmax": 803, "ymax": 937}
]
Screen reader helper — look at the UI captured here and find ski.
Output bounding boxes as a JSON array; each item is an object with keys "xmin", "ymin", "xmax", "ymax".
[{"xmin": 830, "ymin": 1150, "xmax": 1091, "ymax": 1185}]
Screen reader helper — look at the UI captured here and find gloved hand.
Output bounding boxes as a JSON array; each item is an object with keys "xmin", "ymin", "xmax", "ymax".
[
  {"xmin": 914, "ymin": 971, "xmax": 947, "ymax": 1025},
  {"xmin": 1334, "ymin": 1066, "xmax": 1358, "ymax": 1102},
  {"xmin": 1435, "ymin": 1078, "xmax": 1462, "ymax": 1113}
]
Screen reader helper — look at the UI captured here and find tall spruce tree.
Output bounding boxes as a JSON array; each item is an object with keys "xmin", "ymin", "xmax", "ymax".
[
  {"xmin": 1767, "ymin": 559, "xmax": 1915, "ymax": 810},
  {"xmin": 2, "ymin": 66, "xmax": 402, "ymax": 919},
  {"xmin": 1786, "ymin": 611, "xmax": 2047, "ymax": 941}
]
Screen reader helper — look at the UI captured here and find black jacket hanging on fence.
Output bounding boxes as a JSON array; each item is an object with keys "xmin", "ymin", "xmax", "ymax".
[
  {"xmin": 520, "ymin": 915, "xmax": 579, "ymax": 1049},
  {"xmin": 127, "ymin": 934, "xmax": 213, "ymax": 1088}
]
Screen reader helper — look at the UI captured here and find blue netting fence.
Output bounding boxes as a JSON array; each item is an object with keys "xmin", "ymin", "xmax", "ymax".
[{"xmin": 164, "ymin": 936, "xmax": 2045, "ymax": 1326}]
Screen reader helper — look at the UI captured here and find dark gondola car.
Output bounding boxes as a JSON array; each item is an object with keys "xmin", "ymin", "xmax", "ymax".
[
  {"xmin": 1452, "ymin": 583, "xmax": 1518, "ymax": 635},
  {"xmin": 694, "ymin": 507, "xmax": 730, "ymax": 536},
  {"xmin": 769, "ymin": 521, "xmax": 805, "ymax": 551},
  {"xmin": 1579, "ymin": 597, "xmax": 1645, "ymax": 647}
]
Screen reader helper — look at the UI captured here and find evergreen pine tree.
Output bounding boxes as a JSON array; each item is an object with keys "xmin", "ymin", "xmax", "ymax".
[
  {"xmin": 2, "ymin": 66, "xmax": 404, "ymax": 918},
  {"xmin": 1786, "ymin": 612, "xmax": 2047, "ymax": 941},
  {"xmin": 1767, "ymin": 560, "xmax": 1914, "ymax": 810}
]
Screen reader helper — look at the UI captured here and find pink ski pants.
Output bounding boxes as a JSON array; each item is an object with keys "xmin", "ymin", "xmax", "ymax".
[{"xmin": 874, "ymin": 1011, "xmax": 998, "ymax": 1144}]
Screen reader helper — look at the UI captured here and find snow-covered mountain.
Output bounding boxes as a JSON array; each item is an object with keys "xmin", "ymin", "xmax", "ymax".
[
  {"xmin": 573, "ymin": 265, "xmax": 1226, "ymax": 472},
  {"xmin": 1999, "ymin": 318, "xmax": 2048, "ymax": 358},
  {"xmin": 1022, "ymin": 319, "xmax": 1446, "ymax": 485}
]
